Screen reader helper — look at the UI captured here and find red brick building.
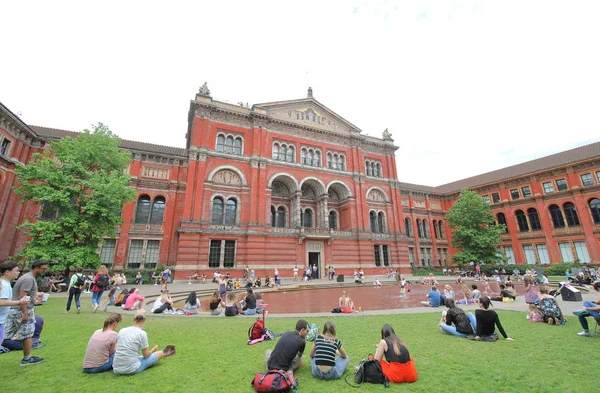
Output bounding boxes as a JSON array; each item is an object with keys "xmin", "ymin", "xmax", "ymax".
[{"xmin": 1, "ymin": 87, "xmax": 599, "ymax": 279}]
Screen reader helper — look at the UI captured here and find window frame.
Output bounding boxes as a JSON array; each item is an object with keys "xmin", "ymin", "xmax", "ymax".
[
  {"xmin": 521, "ymin": 186, "xmax": 532, "ymax": 198},
  {"xmin": 510, "ymin": 189, "xmax": 520, "ymax": 200},
  {"xmin": 542, "ymin": 181, "xmax": 554, "ymax": 194},
  {"xmin": 556, "ymin": 178, "xmax": 568, "ymax": 191},
  {"xmin": 491, "ymin": 192, "xmax": 500, "ymax": 203},
  {"xmin": 580, "ymin": 173, "xmax": 594, "ymax": 186}
]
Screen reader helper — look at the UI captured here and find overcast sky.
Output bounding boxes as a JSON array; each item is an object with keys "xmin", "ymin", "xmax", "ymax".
[{"xmin": 2, "ymin": 1, "xmax": 599, "ymax": 186}]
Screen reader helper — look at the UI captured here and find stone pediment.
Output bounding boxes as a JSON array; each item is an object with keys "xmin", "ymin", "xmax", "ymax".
[{"xmin": 254, "ymin": 98, "xmax": 361, "ymax": 135}]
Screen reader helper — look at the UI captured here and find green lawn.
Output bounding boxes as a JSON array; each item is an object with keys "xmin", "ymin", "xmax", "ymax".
[{"xmin": 1, "ymin": 298, "xmax": 595, "ymax": 393}]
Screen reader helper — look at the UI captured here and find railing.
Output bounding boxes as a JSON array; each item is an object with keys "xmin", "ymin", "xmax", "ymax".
[
  {"xmin": 271, "ymin": 227, "xmax": 353, "ymax": 237},
  {"xmin": 552, "ymin": 227, "xmax": 584, "ymax": 237}
]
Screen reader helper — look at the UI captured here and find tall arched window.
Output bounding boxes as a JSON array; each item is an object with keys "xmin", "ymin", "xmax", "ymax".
[
  {"xmin": 272, "ymin": 143, "xmax": 279, "ymax": 160},
  {"xmin": 329, "ymin": 211, "xmax": 337, "ymax": 230},
  {"xmin": 563, "ymin": 202, "xmax": 580, "ymax": 227},
  {"xmin": 225, "ymin": 136, "xmax": 234, "ymax": 153},
  {"xmin": 405, "ymin": 218, "xmax": 412, "ymax": 237},
  {"xmin": 234, "ymin": 138, "xmax": 242, "ymax": 155},
  {"xmin": 271, "ymin": 206, "xmax": 276, "ymax": 227},
  {"xmin": 306, "ymin": 150, "xmax": 313, "ymax": 165},
  {"xmin": 549, "ymin": 204, "xmax": 565, "ymax": 228},
  {"xmin": 149, "ymin": 196, "xmax": 165, "ymax": 225},
  {"xmin": 376, "ymin": 163, "xmax": 382, "ymax": 177},
  {"xmin": 438, "ymin": 220, "xmax": 445, "ymax": 239},
  {"xmin": 280, "ymin": 145, "xmax": 287, "ymax": 161},
  {"xmin": 224, "ymin": 198, "xmax": 237, "ymax": 226},
  {"xmin": 590, "ymin": 198, "xmax": 600, "ymax": 224},
  {"xmin": 370, "ymin": 211, "xmax": 377, "ymax": 232},
  {"xmin": 287, "ymin": 146, "xmax": 294, "ymax": 163},
  {"xmin": 377, "ymin": 212, "xmax": 386, "ymax": 233},
  {"xmin": 422, "ymin": 219, "xmax": 429, "ymax": 238},
  {"xmin": 313, "ymin": 151, "xmax": 321, "ymax": 166},
  {"xmin": 527, "ymin": 208, "xmax": 542, "ymax": 230},
  {"xmin": 277, "ymin": 206, "xmax": 286, "ymax": 227},
  {"xmin": 339, "ymin": 156, "xmax": 345, "ymax": 171},
  {"xmin": 216, "ymin": 135, "xmax": 225, "ymax": 152},
  {"xmin": 211, "ymin": 197, "xmax": 224, "ymax": 225},
  {"xmin": 326, "ymin": 153, "xmax": 332, "ymax": 169},
  {"xmin": 301, "ymin": 149, "xmax": 307, "ymax": 164},
  {"xmin": 303, "ymin": 209, "xmax": 313, "ymax": 228},
  {"xmin": 416, "ymin": 219, "xmax": 423, "ymax": 238},
  {"xmin": 134, "ymin": 195, "xmax": 151, "ymax": 224},
  {"xmin": 433, "ymin": 220, "xmax": 439, "ymax": 239},
  {"xmin": 497, "ymin": 213, "xmax": 508, "ymax": 232},
  {"xmin": 515, "ymin": 210, "xmax": 529, "ymax": 232}
]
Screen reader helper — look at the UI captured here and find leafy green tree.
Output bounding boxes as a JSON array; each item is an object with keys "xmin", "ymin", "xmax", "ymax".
[
  {"xmin": 13, "ymin": 123, "xmax": 135, "ymax": 270},
  {"xmin": 445, "ymin": 189, "xmax": 506, "ymax": 266}
]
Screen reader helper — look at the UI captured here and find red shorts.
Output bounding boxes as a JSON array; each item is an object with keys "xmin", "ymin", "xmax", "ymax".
[{"xmin": 380, "ymin": 358, "xmax": 418, "ymax": 383}]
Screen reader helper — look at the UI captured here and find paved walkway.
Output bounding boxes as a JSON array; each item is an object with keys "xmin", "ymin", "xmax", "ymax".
[{"xmin": 50, "ymin": 275, "xmax": 598, "ymax": 319}]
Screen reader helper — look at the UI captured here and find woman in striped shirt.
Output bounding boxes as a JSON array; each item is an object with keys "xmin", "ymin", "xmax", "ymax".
[{"xmin": 309, "ymin": 322, "xmax": 349, "ymax": 380}]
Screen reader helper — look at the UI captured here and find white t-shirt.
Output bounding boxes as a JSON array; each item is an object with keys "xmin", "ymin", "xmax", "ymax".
[
  {"xmin": 113, "ymin": 326, "xmax": 149, "ymax": 374},
  {"xmin": 151, "ymin": 298, "xmax": 165, "ymax": 313},
  {"xmin": 0, "ymin": 279, "xmax": 13, "ymax": 325}
]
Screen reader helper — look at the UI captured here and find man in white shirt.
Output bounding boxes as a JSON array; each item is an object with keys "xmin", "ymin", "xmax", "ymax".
[{"xmin": 0, "ymin": 263, "xmax": 29, "ymax": 352}]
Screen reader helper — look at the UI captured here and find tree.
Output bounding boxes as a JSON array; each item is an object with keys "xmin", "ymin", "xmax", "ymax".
[
  {"xmin": 13, "ymin": 123, "xmax": 135, "ymax": 270},
  {"xmin": 445, "ymin": 189, "xmax": 506, "ymax": 266}
]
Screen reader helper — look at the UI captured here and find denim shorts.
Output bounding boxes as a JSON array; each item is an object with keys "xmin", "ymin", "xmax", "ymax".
[{"xmin": 133, "ymin": 353, "xmax": 158, "ymax": 374}]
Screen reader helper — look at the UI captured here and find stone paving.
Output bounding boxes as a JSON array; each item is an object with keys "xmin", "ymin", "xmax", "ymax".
[{"xmin": 49, "ymin": 275, "xmax": 598, "ymax": 319}]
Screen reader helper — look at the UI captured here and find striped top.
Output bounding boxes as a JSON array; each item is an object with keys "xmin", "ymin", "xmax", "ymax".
[{"xmin": 314, "ymin": 335, "xmax": 342, "ymax": 366}]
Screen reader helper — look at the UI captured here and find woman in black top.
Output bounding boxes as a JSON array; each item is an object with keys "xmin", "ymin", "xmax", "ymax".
[
  {"xmin": 440, "ymin": 298, "xmax": 476, "ymax": 337},
  {"xmin": 374, "ymin": 324, "xmax": 418, "ymax": 383},
  {"xmin": 475, "ymin": 296, "xmax": 514, "ymax": 341}
]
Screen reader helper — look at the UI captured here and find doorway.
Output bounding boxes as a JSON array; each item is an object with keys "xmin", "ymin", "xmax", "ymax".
[{"xmin": 309, "ymin": 252, "xmax": 320, "ymax": 279}]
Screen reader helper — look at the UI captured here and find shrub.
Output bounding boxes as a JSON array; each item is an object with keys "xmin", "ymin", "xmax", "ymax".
[{"xmin": 411, "ymin": 266, "xmax": 444, "ymax": 276}]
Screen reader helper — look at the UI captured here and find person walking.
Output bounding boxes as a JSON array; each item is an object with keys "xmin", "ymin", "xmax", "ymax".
[
  {"xmin": 66, "ymin": 267, "xmax": 86, "ymax": 314},
  {"xmin": 91, "ymin": 265, "xmax": 110, "ymax": 313}
]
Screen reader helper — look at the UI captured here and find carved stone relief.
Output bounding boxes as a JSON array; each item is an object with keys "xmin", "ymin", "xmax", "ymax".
[
  {"xmin": 142, "ymin": 166, "xmax": 170, "ymax": 180},
  {"xmin": 213, "ymin": 170, "xmax": 241, "ymax": 186},
  {"xmin": 367, "ymin": 189, "xmax": 386, "ymax": 202},
  {"xmin": 413, "ymin": 200, "xmax": 426, "ymax": 208}
]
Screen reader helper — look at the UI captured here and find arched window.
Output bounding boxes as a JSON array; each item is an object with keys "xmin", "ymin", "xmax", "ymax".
[
  {"xmin": 370, "ymin": 211, "xmax": 377, "ymax": 232},
  {"xmin": 134, "ymin": 195, "xmax": 151, "ymax": 224},
  {"xmin": 224, "ymin": 198, "xmax": 237, "ymax": 226},
  {"xmin": 287, "ymin": 146, "xmax": 294, "ymax": 163},
  {"xmin": 405, "ymin": 218, "xmax": 412, "ymax": 237},
  {"xmin": 303, "ymin": 209, "xmax": 313, "ymax": 228},
  {"xmin": 339, "ymin": 156, "xmax": 345, "ymax": 171},
  {"xmin": 378, "ymin": 212, "xmax": 386, "ymax": 233},
  {"xmin": 416, "ymin": 219, "xmax": 423, "ymax": 238},
  {"xmin": 216, "ymin": 135, "xmax": 225, "ymax": 152},
  {"xmin": 549, "ymin": 204, "xmax": 565, "ymax": 228},
  {"xmin": 590, "ymin": 198, "xmax": 600, "ymax": 224},
  {"xmin": 527, "ymin": 208, "xmax": 542, "ymax": 230},
  {"xmin": 272, "ymin": 143, "xmax": 279, "ymax": 160},
  {"xmin": 280, "ymin": 145, "xmax": 287, "ymax": 161},
  {"xmin": 433, "ymin": 220, "xmax": 439, "ymax": 239},
  {"xmin": 301, "ymin": 149, "xmax": 307, "ymax": 164},
  {"xmin": 327, "ymin": 152, "xmax": 332, "ymax": 169},
  {"xmin": 149, "ymin": 196, "xmax": 165, "ymax": 225},
  {"xmin": 271, "ymin": 206, "xmax": 276, "ymax": 227},
  {"xmin": 371, "ymin": 162, "xmax": 376, "ymax": 176},
  {"xmin": 329, "ymin": 211, "xmax": 337, "ymax": 230},
  {"xmin": 422, "ymin": 219, "xmax": 429, "ymax": 238},
  {"xmin": 211, "ymin": 197, "xmax": 224, "ymax": 225},
  {"xmin": 563, "ymin": 202, "xmax": 580, "ymax": 227},
  {"xmin": 234, "ymin": 138, "xmax": 242, "ymax": 155},
  {"xmin": 376, "ymin": 162, "xmax": 382, "ymax": 177},
  {"xmin": 313, "ymin": 151, "xmax": 321, "ymax": 166},
  {"xmin": 497, "ymin": 213, "xmax": 508, "ymax": 232},
  {"xmin": 306, "ymin": 150, "xmax": 313, "ymax": 166},
  {"xmin": 277, "ymin": 206, "xmax": 286, "ymax": 227},
  {"xmin": 515, "ymin": 210, "xmax": 529, "ymax": 232},
  {"xmin": 438, "ymin": 220, "xmax": 445, "ymax": 239},
  {"xmin": 225, "ymin": 136, "xmax": 234, "ymax": 153}
]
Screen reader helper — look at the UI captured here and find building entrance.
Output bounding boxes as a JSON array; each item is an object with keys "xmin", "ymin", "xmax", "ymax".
[{"xmin": 309, "ymin": 252, "xmax": 320, "ymax": 279}]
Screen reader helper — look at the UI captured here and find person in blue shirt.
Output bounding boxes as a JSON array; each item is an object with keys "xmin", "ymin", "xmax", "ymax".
[{"xmin": 421, "ymin": 286, "xmax": 443, "ymax": 307}]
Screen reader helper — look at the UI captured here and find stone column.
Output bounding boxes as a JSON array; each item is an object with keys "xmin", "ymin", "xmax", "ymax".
[
  {"xmin": 292, "ymin": 191, "xmax": 302, "ymax": 227},
  {"xmin": 319, "ymin": 194, "xmax": 329, "ymax": 228}
]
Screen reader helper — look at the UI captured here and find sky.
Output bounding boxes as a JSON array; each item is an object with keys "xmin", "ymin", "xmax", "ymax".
[{"xmin": 2, "ymin": 1, "xmax": 599, "ymax": 187}]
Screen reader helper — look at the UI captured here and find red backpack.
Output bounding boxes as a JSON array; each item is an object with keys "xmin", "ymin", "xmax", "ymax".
[
  {"xmin": 251, "ymin": 370, "xmax": 298, "ymax": 393},
  {"xmin": 249, "ymin": 319, "xmax": 265, "ymax": 340}
]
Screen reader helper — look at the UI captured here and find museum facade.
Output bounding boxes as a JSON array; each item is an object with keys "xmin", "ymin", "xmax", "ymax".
[{"xmin": 1, "ymin": 86, "xmax": 599, "ymax": 278}]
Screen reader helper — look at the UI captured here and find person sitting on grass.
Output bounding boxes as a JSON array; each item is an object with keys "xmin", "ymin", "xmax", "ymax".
[
  {"xmin": 574, "ymin": 282, "xmax": 600, "ymax": 337},
  {"xmin": 309, "ymin": 321, "xmax": 349, "ymax": 380},
  {"xmin": 151, "ymin": 289, "xmax": 174, "ymax": 314},
  {"xmin": 527, "ymin": 304, "xmax": 543, "ymax": 322},
  {"xmin": 82, "ymin": 313, "xmax": 122, "ymax": 373},
  {"xmin": 537, "ymin": 286, "xmax": 565, "ymax": 325},
  {"xmin": 184, "ymin": 291, "xmax": 201, "ymax": 315},
  {"xmin": 456, "ymin": 284, "xmax": 474, "ymax": 305},
  {"xmin": 374, "ymin": 324, "xmax": 418, "ymax": 383},
  {"xmin": 224, "ymin": 292, "xmax": 239, "ymax": 316},
  {"xmin": 439, "ymin": 298, "xmax": 476, "ymax": 337},
  {"xmin": 242, "ymin": 289, "xmax": 257, "ymax": 315},
  {"xmin": 112, "ymin": 311, "xmax": 175, "ymax": 375},
  {"xmin": 209, "ymin": 291, "xmax": 225, "ymax": 315},
  {"xmin": 265, "ymin": 319, "xmax": 308, "ymax": 372},
  {"xmin": 122, "ymin": 288, "xmax": 144, "ymax": 311},
  {"xmin": 473, "ymin": 296, "xmax": 514, "ymax": 341},
  {"xmin": 489, "ymin": 284, "xmax": 516, "ymax": 302}
]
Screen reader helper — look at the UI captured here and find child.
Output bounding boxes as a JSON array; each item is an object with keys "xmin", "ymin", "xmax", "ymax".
[
  {"xmin": 399, "ymin": 277, "xmax": 406, "ymax": 295},
  {"xmin": 471, "ymin": 284, "xmax": 482, "ymax": 303},
  {"xmin": 373, "ymin": 278, "xmax": 382, "ymax": 286},
  {"xmin": 234, "ymin": 278, "xmax": 241, "ymax": 289},
  {"xmin": 255, "ymin": 292, "xmax": 265, "ymax": 313},
  {"xmin": 101, "ymin": 288, "xmax": 118, "ymax": 312},
  {"xmin": 527, "ymin": 304, "xmax": 543, "ymax": 322}
]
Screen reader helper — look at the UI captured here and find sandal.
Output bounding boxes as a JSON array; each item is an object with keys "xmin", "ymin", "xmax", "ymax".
[{"xmin": 163, "ymin": 345, "xmax": 176, "ymax": 357}]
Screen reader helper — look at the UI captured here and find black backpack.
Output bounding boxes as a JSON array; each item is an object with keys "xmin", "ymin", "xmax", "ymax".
[
  {"xmin": 74, "ymin": 274, "xmax": 86, "ymax": 287},
  {"xmin": 97, "ymin": 274, "xmax": 110, "ymax": 289},
  {"xmin": 345, "ymin": 355, "xmax": 389, "ymax": 388}
]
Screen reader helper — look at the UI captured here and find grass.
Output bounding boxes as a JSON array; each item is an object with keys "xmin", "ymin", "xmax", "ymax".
[{"xmin": 1, "ymin": 298, "xmax": 596, "ymax": 393}]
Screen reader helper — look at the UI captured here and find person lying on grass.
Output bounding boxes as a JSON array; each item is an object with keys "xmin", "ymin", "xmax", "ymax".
[{"xmin": 113, "ymin": 311, "xmax": 175, "ymax": 375}]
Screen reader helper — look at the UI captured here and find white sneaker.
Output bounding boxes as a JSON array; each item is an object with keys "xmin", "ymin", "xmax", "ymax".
[{"xmin": 577, "ymin": 331, "xmax": 590, "ymax": 336}]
